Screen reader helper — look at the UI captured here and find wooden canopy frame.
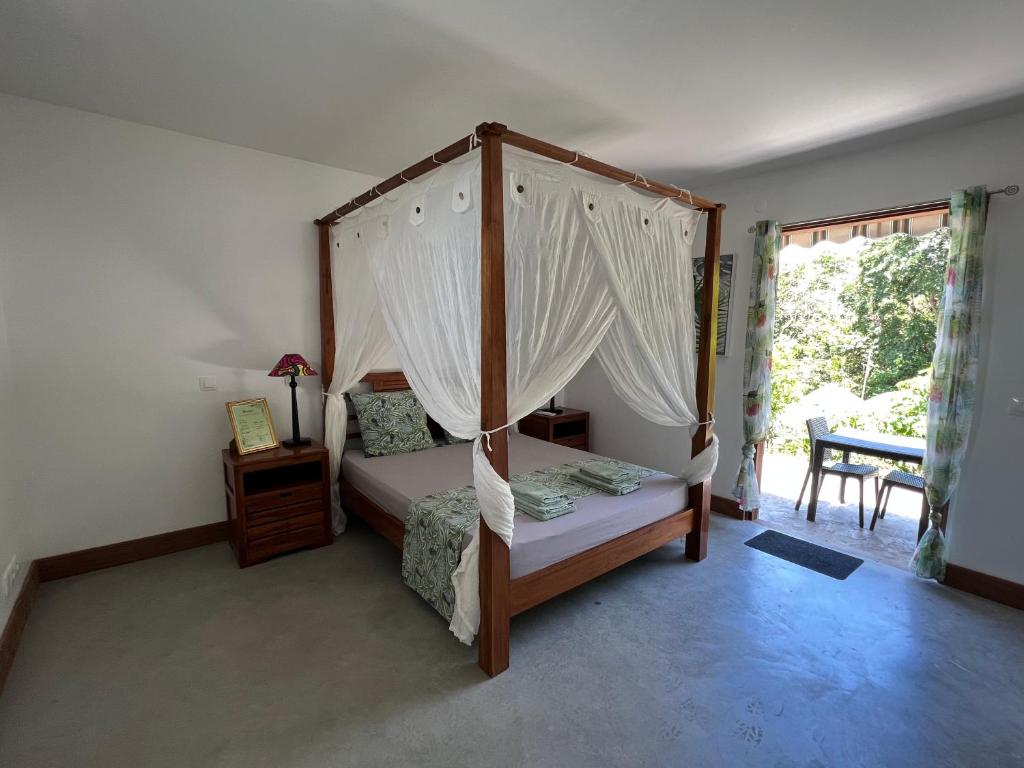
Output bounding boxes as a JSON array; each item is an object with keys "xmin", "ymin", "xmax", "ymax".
[{"xmin": 316, "ymin": 122, "xmax": 724, "ymax": 677}]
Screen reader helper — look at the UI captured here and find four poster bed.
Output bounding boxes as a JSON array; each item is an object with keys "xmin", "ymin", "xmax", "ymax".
[{"xmin": 315, "ymin": 123, "xmax": 724, "ymax": 677}]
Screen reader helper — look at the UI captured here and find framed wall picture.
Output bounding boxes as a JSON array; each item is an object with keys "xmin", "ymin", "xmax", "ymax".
[
  {"xmin": 693, "ymin": 253, "xmax": 734, "ymax": 356},
  {"xmin": 225, "ymin": 398, "xmax": 280, "ymax": 455}
]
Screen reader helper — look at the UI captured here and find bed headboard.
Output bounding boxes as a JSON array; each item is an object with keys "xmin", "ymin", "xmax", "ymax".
[
  {"xmin": 344, "ymin": 371, "xmax": 412, "ymax": 438},
  {"xmin": 362, "ymin": 371, "xmax": 411, "ymax": 392}
]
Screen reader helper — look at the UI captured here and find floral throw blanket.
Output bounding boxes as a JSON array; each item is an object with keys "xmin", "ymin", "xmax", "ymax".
[{"xmin": 401, "ymin": 458, "xmax": 656, "ymax": 622}]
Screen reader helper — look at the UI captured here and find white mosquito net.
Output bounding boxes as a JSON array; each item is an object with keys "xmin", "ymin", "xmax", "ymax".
[{"xmin": 325, "ymin": 147, "xmax": 718, "ymax": 642}]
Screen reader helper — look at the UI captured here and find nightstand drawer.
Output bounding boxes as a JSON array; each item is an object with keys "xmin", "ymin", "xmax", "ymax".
[
  {"xmin": 556, "ymin": 435, "xmax": 587, "ymax": 450},
  {"xmin": 248, "ymin": 504, "xmax": 324, "ymax": 540},
  {"xmin": 248, "ymin": 498, "xmax": 323, "ymax": 527},
  {"xmin": 247, "ymin": 525, "xmax": 324, "ymax": 561},
  {"xmin": 246, "ymin": 482, "xmax": 323, "ymax": 515}
]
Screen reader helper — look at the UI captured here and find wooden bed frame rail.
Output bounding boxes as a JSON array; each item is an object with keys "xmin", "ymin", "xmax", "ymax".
[
  {"xmin": 318, "ymin": 122, "xmax": 723, "ymax": 677},
  {"xmin": 339, "ymin": 477, "xmax": 695, "ymax": 617}
]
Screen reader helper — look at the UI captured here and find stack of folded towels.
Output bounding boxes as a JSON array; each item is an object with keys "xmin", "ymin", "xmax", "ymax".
[
  {"xmin": 571, "ymin": 461, "xmax": 641, "ymax": 496},
  {"xmin": 510, "ymin": 481, "xmax": 574, "ymax": 521}
]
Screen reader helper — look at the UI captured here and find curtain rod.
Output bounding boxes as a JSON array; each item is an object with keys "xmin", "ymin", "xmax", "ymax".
[{"xmin": 746, "ymin": 185, "xmax": 1019, "ymax": 234}]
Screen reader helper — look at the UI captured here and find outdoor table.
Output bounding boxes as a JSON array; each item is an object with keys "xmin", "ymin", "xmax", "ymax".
[{"xmin": 806, "ymin": 429, "xmax": 926, "ymax": 525}]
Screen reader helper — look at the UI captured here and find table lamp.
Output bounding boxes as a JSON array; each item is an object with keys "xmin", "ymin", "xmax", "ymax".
[{"xmin": 268, "ymin": 354, "xmax": 318, "ymax": 447}]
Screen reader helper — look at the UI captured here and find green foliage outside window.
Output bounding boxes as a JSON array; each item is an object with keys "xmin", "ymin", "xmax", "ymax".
[{"xmin": 770, "ymin": 229, "xmax": 947, "ymax": 457}]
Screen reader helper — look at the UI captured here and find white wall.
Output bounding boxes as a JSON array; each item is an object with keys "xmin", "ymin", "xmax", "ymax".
[
  {"xmin": 0, "ymin": 251, "xmax": 28, "ymax": 630},
  {"xmin": 567, "ymin": 109, "xmax": 1024, "ymax": 584},
  {"xmin": 0, "ymin": 94, "xmax": 377, "ymax": 562}
]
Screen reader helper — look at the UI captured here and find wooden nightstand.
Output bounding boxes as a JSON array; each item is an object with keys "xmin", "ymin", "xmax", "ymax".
[
  {"xmin": 222, "ymin": 441, "xmax": 332, "ymax": 568},
  {"xmin": 518, "ymin": 407, "xmax": 590, "ymax": 451}
]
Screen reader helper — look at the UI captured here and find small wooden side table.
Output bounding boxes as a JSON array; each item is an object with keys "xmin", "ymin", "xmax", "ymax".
[
  {"xmin": 518, "ymin": 407, "xmax": 590, "ymax": 451},
  {"xmin": 222, "ymin": 441, "xmax": 332, "ymax": 568}
]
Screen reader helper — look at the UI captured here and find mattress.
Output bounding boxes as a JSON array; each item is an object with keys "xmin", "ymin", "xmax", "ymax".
[{"xmin": 341, "ymin": 433, "xmax": 688, "ymax": 579}]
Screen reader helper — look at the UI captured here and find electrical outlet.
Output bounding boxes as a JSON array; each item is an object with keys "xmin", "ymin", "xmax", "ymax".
[
  {"xmin": 1009, "ymin": 397, "xmax": 1024, "ymax": 417},
  {"xmin": 0, "ymin": 555, "xmax": 18, "ymax": 601},
  {"xmin": 199, "ymin": 376, "xmax": 218, "ymax": 392}
]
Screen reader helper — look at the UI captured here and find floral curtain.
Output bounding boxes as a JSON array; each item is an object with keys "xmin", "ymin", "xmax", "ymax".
[
  {"xmin": 912, "ymin": 186, "xmax": 988, "ymax": 580},
  {"xmin": 733, "ymin": 220, "xmax": 780, "ymax": 511}
]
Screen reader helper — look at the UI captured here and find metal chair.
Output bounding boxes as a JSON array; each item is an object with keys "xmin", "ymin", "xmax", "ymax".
[
  {"xmin": 795, "ymin": 416, "xmax": 880, "ymax": 528},
  {"xmin": 870, "ymin": 469, "xmax": 927, "ymax": 533}
]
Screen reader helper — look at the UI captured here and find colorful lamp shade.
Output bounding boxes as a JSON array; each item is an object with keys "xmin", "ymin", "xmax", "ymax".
[
  {"xmin": 268, "ymin": 354, "xmax": 318, "ymax": 447},
  {"xmin": 268, "ymin": 354, "xmax": 318, "ymax": 378}
]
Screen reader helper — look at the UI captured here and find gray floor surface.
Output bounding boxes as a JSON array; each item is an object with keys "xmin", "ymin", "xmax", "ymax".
[{"xmin": 1, "ymin": 515, "xmax": 1022, "ymax": 768}]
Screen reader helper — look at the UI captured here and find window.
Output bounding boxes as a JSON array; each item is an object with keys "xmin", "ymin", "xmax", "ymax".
[{"xmin": 781, "ymin": 202, "xmax": 949, "ymax": 248}]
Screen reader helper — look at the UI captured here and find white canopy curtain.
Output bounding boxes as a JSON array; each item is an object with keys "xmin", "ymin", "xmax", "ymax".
[
  {"xmin": 333, "ymin": 147, "xmax": 716, "ymax": 642},
  {"xmin": 323, "ymin": 223, "xmax": 393, "ymax": 533},
  {"xmin": 582, "ymin": 190, "xmax": 720, "ymax": 482}
]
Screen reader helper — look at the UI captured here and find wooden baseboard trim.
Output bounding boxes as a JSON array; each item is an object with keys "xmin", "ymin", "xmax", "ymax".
[
  {"xmin": 711, "ymin": 493, "xmax": 744, "ymax": 520},
  {"xmin": 711, "ymin": 493, "xmax": 760, "ymax": 521},
  {"xmin": 2, "ymin": 522, "xmax": 229, "ymax": 698},
  {"xmin": 0, "ymin": 561, "xmax": 40, "ymax": 696},
  {"xmin": 36, "ymin": 521, "xmax": 229, "ymax": 582},
  {"xmin": 943, "ymin": 563, "xmax": 1024, "ymax": 611}
]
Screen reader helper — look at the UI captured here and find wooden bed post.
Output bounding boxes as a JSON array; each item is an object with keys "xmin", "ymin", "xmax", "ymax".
[
  {"xmin": 685, "ymin": 203, "xmax": 725, "ymax": 561},
  {"xmin": 318, "ymin": 222, "xmax": 336, "ymax": 394},
  {"xmin": 477, "ymin": 122, "xmax": 511, "ymax": 677}
]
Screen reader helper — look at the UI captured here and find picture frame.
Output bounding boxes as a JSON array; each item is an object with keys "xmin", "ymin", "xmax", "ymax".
[
  {"xmin": 225, "ymin": 398, "xmax": 280, "ymax": 455},
  {"xmin": 693, "ymin": 252, "xmax": 734, "ymax": 356}
]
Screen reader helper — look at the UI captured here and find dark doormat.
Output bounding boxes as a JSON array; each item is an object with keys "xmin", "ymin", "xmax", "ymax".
[{"xmin": 745, "ymin": 530, "xmax": 864, "ymax": 580}]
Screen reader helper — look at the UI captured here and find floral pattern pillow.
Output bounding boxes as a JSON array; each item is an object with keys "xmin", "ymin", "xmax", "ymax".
[{"xmin": 350, "ymin": 391, "xmax": 436, "ymax": 457}]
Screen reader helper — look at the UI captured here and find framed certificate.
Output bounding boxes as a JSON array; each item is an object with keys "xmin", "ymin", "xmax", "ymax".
[{"xmin": 225, "ymin": 398, "xmax": 280, "ymax": 455}]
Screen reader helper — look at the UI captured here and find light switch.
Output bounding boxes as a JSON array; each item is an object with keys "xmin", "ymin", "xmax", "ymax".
[
  {"xmin": 1009, "ymin": 397, "xmax": 1024, "ymax": 417},
  {"xmin": 199, "ymin": 376, "xmax": 218, "ymax": 392}
]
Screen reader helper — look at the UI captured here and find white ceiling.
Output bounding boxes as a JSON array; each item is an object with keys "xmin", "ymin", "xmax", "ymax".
[{"xmin": 3, "ymin": 0, "xmax": 1024, "ymax": 185}]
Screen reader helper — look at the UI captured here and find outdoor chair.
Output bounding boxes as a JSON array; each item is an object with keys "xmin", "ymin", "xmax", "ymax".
[
  {"xmin": 870, "ymin": 469, "xmax": 928, "ymax": 534},
  {"xmin": 795, "ymin": 416, "xmax": 880, "ymax": 527}
]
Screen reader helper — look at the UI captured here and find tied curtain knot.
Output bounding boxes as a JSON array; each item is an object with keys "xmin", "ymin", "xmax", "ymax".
[
  {"xmin": 479, "ymin": 424, "xmax": 511, "ymax": 453},
  {"xmin": 911, "ymin": 504, "xmax": 948, "ymax": 581}
]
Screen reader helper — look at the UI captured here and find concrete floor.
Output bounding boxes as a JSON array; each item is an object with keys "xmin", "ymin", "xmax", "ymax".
[{"xmin": 2, "ymin": 516, "xmax": 1022, "ymax": 768}]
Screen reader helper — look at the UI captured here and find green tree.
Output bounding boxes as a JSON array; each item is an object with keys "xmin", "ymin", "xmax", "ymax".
[
  {"xmin": 769, "ymin": 229, "xmax": 947, "ymax": 454},
  {"xmin": 841, "ymin": 230, "xmax": 947, "ymax": 397},
  {"xmin": 771, "ymin": 247, "xmax": 862, "ymax": 418}
]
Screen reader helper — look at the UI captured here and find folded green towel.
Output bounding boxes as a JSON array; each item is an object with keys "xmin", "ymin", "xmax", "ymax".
[
  {"xmin": 510, "ymin": 480, "xmax": 568, "ymax": 506},
  {"xmin": 512, "ymin": 493, "xmax": 572, "ymax": 514},
  {"xmin": 579, "ymin": 461, "xmax": 635, "ymax": 484},
  {"xmin": 569, "ymin": 469, "xmax": 640, "ymax": 496},
  {"xmin": 515, "ymin": 500, "xmax": 574, "ymax": 521}
]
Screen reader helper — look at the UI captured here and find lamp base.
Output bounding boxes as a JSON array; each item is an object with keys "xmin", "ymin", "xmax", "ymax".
[{"xmin": 283, "ymin": 438, "xmax": 312, "ymax": 448}]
